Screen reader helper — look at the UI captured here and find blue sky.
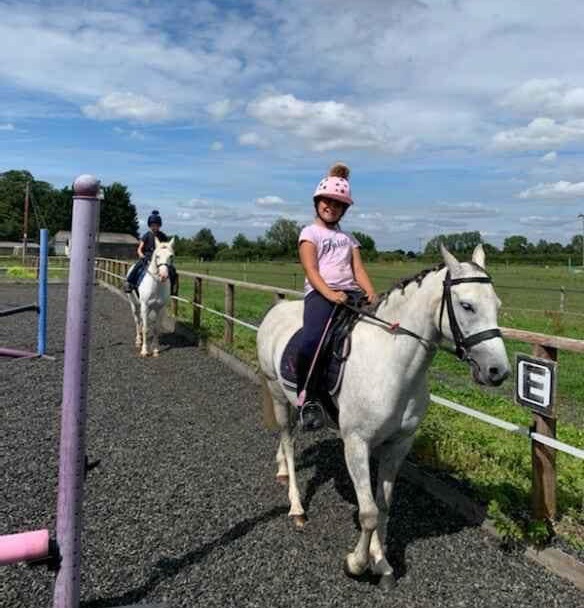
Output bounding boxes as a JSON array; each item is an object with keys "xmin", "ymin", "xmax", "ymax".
[{"xmin": 2, "ymin": 0, "xmax": 584, "ymax": 250}]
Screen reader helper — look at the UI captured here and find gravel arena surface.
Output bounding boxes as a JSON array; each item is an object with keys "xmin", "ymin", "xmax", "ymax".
[{"xmin": 1, "ymin": 284, "xmax": 582, "ymax": 608}]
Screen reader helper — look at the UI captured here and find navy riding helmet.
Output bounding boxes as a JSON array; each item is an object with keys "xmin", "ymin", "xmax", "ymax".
[{"xmin": 147, "ymin": 210, "xmax": 162, "ymax": 227}]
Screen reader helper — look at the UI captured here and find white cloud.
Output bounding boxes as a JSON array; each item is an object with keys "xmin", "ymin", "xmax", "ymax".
[
  {"xmin": 255, "ymin": 195, "xmax": 284, "ymax": 207},
  {"xmin": 518, "ymin": 181, "xmax": 584, "ymax": 200},
  {"xmin": 0, "ymin": 123, "xmax": 15, "ymax": 131},
  {"xmin": 207, "ymin": 99, "xmax": 237, "ymax": 120},
  {"xmin": 83, "ymin": 92, "xmax": 170, "ymax": 122},
  {"xmin": 491, "ymin": 117, "xmax": 584, "ymax": 151},
  {"xmin": 247, "ymin": 93, "xmax": 411, "ymax": 153},
  {"xmin": 519, "ymin": 215, "xmax": 575, "ymax": 227},
  {"xmin": 210, "ymin": 141, "xmax": 224, "ymax": 151},
  {"xmin": 433, "ymin": 202, "xmax": 500, "ymax": 218},
  {"xmin": 238, "ymin": 132, "xmax": 270, "ymax": 148},
  {"xmin": 540, "ymin": 151, "xmax": 557, "ymax": 163},
  {"xmin": 177, "ymin": 211, "xmax": 192, "ymax": 220},
  {"xmin": 501, "ymin": 79, "xmax": 584, "ymax": 118}
]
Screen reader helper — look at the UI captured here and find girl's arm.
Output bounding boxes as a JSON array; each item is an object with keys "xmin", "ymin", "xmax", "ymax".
[
  {"xmin": 299, "ymin": 241, "xmax": 347, "ymax": 304},
  {"xmin": 351, "ymin": 247, "xmax": 377, "ymax": 302},
  {"xmin": 137, "ymin": 240, "xmax": 145, "ymax": 259}
]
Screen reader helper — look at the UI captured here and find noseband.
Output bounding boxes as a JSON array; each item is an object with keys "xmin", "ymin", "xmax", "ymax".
[{"xmin": 438, "ymin": 271, "xmax": 502, "ymax": 361}]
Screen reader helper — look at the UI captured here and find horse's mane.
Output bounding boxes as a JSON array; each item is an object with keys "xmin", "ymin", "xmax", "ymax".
[
  {"xmin": 376, "ymin": 260, "xmax": 490, "ymax": 309},
  {"xmin": 378, "ymin": 262, "xmax": 445, "ymax": 304}
]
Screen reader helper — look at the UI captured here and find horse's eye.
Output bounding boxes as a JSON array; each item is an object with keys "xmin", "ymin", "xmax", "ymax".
[{"xmin": 460, "ymin": 302, "xmax": 475, "ymax": 313}]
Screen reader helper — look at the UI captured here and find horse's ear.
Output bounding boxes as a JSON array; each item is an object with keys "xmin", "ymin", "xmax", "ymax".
[
  {"xmin": 169, "ymin": 236, "xmax": 175, "ymax": 249},
  {"xmin": 440, "ymin": 243, "xmax": 460, "ymax": 274},
  {"xmin": 154, "ymin": 236, "xmax": 161, "ymax": 248},
  {"xmin": 471, "ymin": 243, "xmax": 486, "ymax": 269}
]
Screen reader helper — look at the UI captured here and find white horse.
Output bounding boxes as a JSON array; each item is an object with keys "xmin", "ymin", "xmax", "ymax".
[
  {"xmin": 127, "ymin": 237, "xmax": 175, "ymax": 357},
  {"xmin": 257, "ymin": 244, "xmax": 510, "ymax": 590}
]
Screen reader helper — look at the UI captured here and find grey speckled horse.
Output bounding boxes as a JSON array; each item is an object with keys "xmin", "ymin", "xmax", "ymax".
[{"xmin": 257, "ymin": 244, "xmax": 510, "ymax": 590}]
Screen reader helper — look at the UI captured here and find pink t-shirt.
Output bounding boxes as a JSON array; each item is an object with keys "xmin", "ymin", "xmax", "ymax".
[{"xmin": 298, "ymin": 224, "xmax": 360, "ymax": 294}]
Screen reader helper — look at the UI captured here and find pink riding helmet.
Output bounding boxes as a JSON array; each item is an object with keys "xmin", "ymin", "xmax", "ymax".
[{"xmin": 313, "ymin": 163, "xmax": 353, "ymax": 206}]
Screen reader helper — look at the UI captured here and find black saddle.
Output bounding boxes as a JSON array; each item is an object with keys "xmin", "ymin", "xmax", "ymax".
[{"xmin": 279, "ymin": 294, "xmax": 367, "ymax": 425}]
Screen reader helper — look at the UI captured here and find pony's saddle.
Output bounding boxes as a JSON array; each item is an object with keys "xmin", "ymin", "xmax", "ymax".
[{"xmin": 279, "ymin": 294, "xmax": 368, "ymax": 422}]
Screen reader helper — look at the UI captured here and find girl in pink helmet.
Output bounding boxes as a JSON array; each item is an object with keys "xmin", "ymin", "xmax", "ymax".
[{"xmin": 297, "ymin": 163, "xmax": 377, "ymax": 431}]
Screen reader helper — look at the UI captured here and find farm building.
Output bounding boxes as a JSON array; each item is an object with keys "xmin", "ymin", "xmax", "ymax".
[{"xmin": 53, "ymin": 231, "xmax": 138, "ymax": 258}]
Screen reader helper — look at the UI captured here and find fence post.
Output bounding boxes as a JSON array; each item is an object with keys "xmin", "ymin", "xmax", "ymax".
[
  {"xmin": 224, "ymin": 283, "xmax": 234, "ymax": 344},
  {"xmin": 193, "ymin": 277, "xmax": 202, "ymax": 334},
  {"xmin": 531, "ymin": 343, "xmax": 557, "ymax": 522},
  {"xmin": 171, "ymin": 271, "xmax": 179, "ymax": 317},
  {"xmin": 273, "ymin": 292, "xmax": 286, "ymax": 305},
  {"xmin": 559, "ymin": 286, "xmax": 565, "ymax": 313}
]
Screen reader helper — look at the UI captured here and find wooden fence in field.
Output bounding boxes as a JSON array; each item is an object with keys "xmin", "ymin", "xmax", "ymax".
[{"xmin": 94, "ymin": 258, "xmax": 584, "ymax": 524}]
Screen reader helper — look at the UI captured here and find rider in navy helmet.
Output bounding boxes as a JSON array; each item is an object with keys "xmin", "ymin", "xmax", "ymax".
[{"xmin": 124, "ymin": 210, "xmax": 177, "ymax": 293}]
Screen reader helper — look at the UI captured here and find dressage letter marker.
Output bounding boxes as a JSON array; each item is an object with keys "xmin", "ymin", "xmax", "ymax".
[{"xmin": 515, "ymin": 354, "xmax": 556, "ymax": 418}]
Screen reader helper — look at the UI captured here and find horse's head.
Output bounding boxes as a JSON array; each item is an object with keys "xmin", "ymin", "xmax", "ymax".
[
  {"xmin": 153, "ymin": 236, "xmax": 175, "ymax": 282},
  {"xmin": 436, "ymin": 243, "xmax": 510, "ymax": 386}
]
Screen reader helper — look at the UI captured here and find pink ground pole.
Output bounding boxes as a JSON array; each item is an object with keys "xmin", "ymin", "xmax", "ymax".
[{"xmin": 0, "ymin": 529, "xmax": 50, "ymax": 565}]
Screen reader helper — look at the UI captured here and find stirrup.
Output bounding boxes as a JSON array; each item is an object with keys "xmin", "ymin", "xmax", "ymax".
[{"xmin": 299, "ymin": 399, "xmax": 325, "ymax": 432}]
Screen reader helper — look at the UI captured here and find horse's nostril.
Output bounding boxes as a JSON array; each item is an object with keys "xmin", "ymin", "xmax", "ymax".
[{"xmin": 489, "ymin": 367, "xmax": 499, "ymax": 377}]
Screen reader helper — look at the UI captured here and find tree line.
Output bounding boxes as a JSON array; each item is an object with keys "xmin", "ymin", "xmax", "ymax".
[
  {"xmin": 424, "ymin": 231, "xmax": 583, "ymax": 261},
  {"xmin": 2, "ymin": 171, "xmax": 581, "ymax": 263},
  {"xmin": 174, "ymin": 222, "xmax": 380, "ymax": 262},
  {"xmin": 0, "ymin": 170, "xmax": 139, "ymax": 240}
]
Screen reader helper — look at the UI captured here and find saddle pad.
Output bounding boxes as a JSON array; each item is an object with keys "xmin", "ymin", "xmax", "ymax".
[{"xmin": 280, "ymin": 328, "xmax": 347, "ymax": 397}]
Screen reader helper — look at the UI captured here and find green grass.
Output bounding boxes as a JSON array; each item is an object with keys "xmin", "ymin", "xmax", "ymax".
[{"xmin": 173, "ymin": 258, "xmax": 584, "ymax": 549}]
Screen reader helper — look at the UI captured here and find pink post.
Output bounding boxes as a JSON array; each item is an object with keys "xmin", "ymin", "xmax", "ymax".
[{"xmin": 0, "ymin": 530, "xmax": 50, "ymax": 566}]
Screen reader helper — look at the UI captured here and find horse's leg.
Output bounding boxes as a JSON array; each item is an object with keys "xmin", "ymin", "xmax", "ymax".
[
  {"xmin": 128, "ymin": 295, "xmax": 142, "ymax": 348},
  {"xmin": 369, "ymin": 435, "xmax": 415, "ymax": 591},
  {"xmin": 275, "ymin": 440, "xmax": 289, "ymax": 485},
  {"xmin": 343, "ymin": 433, "xmax": 377, "ymax": 576},
  {"xmin": 151, "ymin": 309, "xmax": 161, "ymax": 357},
  {"xmin": 140, "ymin": 302, "xmax": 149, "ymax": 357},
  {"xmin": 266, "ymin": 379, "xmax": 305, "ymax": 527}
]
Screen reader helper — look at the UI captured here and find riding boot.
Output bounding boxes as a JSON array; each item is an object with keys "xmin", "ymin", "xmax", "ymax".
[
  {"xmin": 124, "ymin": 263, "xmax": 139, "ymax": 293},
  {"xmin": 296, "ymin": 352, "xmax": 325, "ymax": 431},
  {"xmin": 170, "ymin": 267, "xmax": 179, "ymax": 296}
]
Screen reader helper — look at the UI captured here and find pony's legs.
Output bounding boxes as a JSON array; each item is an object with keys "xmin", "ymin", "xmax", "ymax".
[
  {"xmin": 151, "ymin": 308, "xmax": 161, "ymax": 357},
  {"xmin": 140, "ymin": 302, "xmax": 149, "ymax": 357},
  {"xmin": 128, "ymin": 294, "xmax": 142, "ymax": 348},
  {"xmin": 266, "ymin": 379, "xmax": 305, "ymax": 526},
  {"xmin": 368, "ymin": 435, "xmax": 415, "ymax": 590},
  {"xmin": 276, "ymin": 440, "xmax": 289, "ymax": 484},
  {"xmin": 343, "ymin": 434, "xmax": 377, "ymax": 576}
]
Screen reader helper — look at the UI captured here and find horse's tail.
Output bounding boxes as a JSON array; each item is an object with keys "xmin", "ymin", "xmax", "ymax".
[{"xmin": 261, "ymin": 375, "xmax": 279, "ymax": 430}]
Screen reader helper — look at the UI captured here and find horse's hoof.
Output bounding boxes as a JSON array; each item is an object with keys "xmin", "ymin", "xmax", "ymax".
[
  {"xmin": 343, "ymin": 553, "xmax": 367, "ymax": 577},
  {"xmin": 152, "ymin": 350, "xmax": 160, "ymax": 358},
  {"xmin": 140, "ymin": 351, "xmax": 149, "ymax": 358},
  {"xmin": 276, "ymin": 474, "xmax": 289, "ymax": 486},
  {"xmin": 378, "ymin": 573, "xmax": 397, "ymax": 592},
  {"xmin": 290, "ymin": 514, "xmax": 306, "ymax": 529}
]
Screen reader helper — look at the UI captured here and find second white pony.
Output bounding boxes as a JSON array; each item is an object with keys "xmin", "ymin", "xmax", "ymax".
[{"xmin": 127, "ymin": 237, "xmax": 175, "ymax": 357}]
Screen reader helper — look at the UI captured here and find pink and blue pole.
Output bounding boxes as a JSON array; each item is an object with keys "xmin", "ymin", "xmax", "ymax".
[{"xmin": 53, "ymin": 175, "xmax": 100, "ymax": 608}]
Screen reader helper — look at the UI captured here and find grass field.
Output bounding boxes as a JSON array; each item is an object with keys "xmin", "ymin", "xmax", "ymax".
[{"xmin": 173, "ymin": 259, "xmax": 584, "ymax": 549}]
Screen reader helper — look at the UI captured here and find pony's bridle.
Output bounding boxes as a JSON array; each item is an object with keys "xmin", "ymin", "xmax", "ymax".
[
  {"xmin": 342, "ymin": 269, "xmax": 503, "ymax": 363},
  {"xmin": 438, "ymin": 271, "xmax": 502, "ymax": 361}
]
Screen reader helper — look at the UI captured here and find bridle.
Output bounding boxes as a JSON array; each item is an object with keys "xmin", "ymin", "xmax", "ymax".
[
  {"xmin": 438, "ymin": 271, "xmax": 502, "ymax": 361},
  {"xmin": 342, "ymin": 269, "xmax": 502, "ymax": 363},
  {"xmin": 149, "ymin": 251, "xmax": 173, "ymax": 280}
]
